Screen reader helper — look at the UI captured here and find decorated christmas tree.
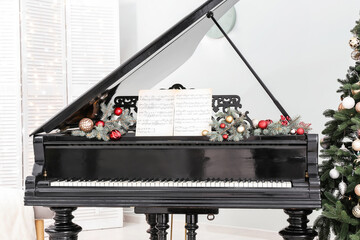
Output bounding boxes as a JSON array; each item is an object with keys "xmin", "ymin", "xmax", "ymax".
[{"xmin": 315, "ymin": 19, "xmax": 360, "ymax": 239}]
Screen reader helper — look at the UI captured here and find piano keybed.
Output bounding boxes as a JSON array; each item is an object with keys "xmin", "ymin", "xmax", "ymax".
[{"xmin": 49, "ymin": 179, "xmax": 292, "ymax": 188}]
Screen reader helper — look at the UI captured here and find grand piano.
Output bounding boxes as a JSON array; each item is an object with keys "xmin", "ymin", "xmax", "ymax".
[{"xmin": 24, "ymin": 0, "xmax": 320, "ymax": 239}]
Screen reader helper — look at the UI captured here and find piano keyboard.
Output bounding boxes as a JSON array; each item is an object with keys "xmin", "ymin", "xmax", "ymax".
[{"xmin": 50, "ymin": 180, "xmax": 292, "ymax": 188}]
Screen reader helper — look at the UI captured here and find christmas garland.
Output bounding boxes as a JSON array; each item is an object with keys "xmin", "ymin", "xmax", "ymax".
[
  {"xmin": 203, "ymin": 108, "xmax": 311, "ymax": 142},
  {"xmin": 71, "ymin": 102, "xmax": 136, "ymax": 141},
  {"xmin": 71, "ymin": 104, "xmax": 311, "ymax": 142}
]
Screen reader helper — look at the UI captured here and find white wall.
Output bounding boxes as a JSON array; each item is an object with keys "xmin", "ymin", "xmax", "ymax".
[{"xmin": 119, "ymin": 0, "xmax": 360, "ymax": 232}]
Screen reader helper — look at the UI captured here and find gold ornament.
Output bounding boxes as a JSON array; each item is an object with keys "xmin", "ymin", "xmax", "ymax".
[
  {"xmin": 225, "ymin": 116, "xmax": 234, "ymax": 123},
  {"xmin": 352, "ymin": 50, "xmax": 360, "ymax": 61},
  {"xmin": 79, "ymin": 118, "xmax": 94, "ymax": 132},
  {"xmin": 356, "ymin": 102, "xmax": 360, "ymax": 113},
  {"xmin": 237, "ymin": 125, "xmax": 245, "ymax": 133},
  {"xmin": 350, "ymin": 37, "xmax": 360, "ymax": 49},
  {"xmin": 338, "ymin": 103, "xmax": 344, "ymax": 111},
  {"xmin": 352, "ymin": 82, "xmax": 360, "ymax": 95},
  {"xmin": 339, "ymin": 181, "xmax": 347, "ymax": 195},
  {"xmin": 353, "ymin": 204, "xmax": 360, "ymax": 218},
  {"xmin": 353, "ymin": 139, "xmax": 360, "ymax": 151},
  {"xmin": 202, "ymin": 130, "xmax": 209, "ymax": 136},
  {"xmin": 355, "ymin": 184, "xmax": 360, "ymax": 196}
]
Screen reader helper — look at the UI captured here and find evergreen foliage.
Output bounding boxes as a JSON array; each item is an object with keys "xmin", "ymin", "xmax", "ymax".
[
  {"xmin": 72, "ymin": 103, "xmax": 136, "ymax": 141},
  {"xmin": 207, "ymin": 108, "xmax": 251, "ymax": 141},
  {"xmin": 206, "ymin": 108, "xmax": 311, "ymax": 141},
  {"xmin": 315, "ymin": 19, "xmax": 360, "ymax": 240}
]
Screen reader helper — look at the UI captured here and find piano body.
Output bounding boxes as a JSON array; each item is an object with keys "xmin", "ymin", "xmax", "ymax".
[{"xmin": 24, "ymin": 0, "xmax": 320, "ymax": 239}]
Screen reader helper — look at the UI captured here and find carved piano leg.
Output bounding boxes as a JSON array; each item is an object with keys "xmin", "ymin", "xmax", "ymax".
[
  {"xmin": 45, "ymin": 207, "xmax": 82, "ymax": 240},
  {"xmin": 185, "ymin": 214, "xmax": 199, "ymax": 240},
  {"xmin": 146, "ymin": 214, "xmax": 158, "ymax": 240},
  {"xmin": 279, "ymin": 209, "xmax": 317, "ymax": 240},
  {"xmin": 156, "ymin": 214, "xmax": 169, "ymax": 240}
]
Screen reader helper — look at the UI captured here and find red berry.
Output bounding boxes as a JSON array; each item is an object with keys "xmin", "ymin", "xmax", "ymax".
[
  {"xmin": 220, "ymin": 123, "xmax": 226, "ymax": 129},
  {"xmin": 296, "ymin": 128, "xmax": 304, "ymax": 135},
  {"xmin": 95, "ymin": 120, "xmax": 105, "ymax": 127},
  {"xmin": 114, "ymin": 107, "xmax": 123, "ymax": 116},
  {"xmin": 222, "ymin": 134, "xmax": 228, "ymax": 140},
  {"xmin": 266, "ymin": 119, "xmax": 273, "ymax": 124},
  {"xmin": 281, "ymin": 115, "xmax": 285, "ymax": 120},
  {"xmin": 258, "ymin": 120, "xmax": 268, "ymax": 129},
  {"xmin": 109, "ymin": 130, "xmax": 121, "ymax": 140}
]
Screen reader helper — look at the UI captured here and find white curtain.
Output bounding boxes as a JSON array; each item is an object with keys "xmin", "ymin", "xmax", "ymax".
[{"xmin": 0, "ymin": 0, "xmax": 123, "ymax": 230}]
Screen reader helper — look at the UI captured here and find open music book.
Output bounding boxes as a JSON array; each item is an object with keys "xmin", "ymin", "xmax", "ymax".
[{"xmin": 136, "ymin": 89, "xmax": 212, "ymax": 136}]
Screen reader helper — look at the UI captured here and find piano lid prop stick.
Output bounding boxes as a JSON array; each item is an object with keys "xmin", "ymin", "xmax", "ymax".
[{"xmin": 206, "ymin": 11, "xmax": 291, "ymax": 120}]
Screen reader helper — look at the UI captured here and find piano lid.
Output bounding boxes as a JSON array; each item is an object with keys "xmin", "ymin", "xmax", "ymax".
[{"xmin": 31, "ymin": 0, "xmax": 239, "ymax": 135}]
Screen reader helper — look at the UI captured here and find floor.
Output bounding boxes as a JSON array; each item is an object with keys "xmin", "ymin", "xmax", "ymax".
[{"xmin": 74, "ymin": 221, "xmax": 281, "ymax": 240}]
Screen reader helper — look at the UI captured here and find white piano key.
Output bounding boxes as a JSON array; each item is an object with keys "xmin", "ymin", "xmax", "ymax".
[{"xmin": 49, "ymin": 179, "xmax": 293, "ymax": 189}]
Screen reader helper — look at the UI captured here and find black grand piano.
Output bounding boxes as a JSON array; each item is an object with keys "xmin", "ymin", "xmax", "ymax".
[{"xmin": 24, "ymin": 0, "xmax": 320, "ymax": 239}]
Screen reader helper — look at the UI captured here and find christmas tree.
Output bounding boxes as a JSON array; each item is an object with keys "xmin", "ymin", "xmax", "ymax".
[{"xmin": 315, "ymin": 19, "xmax": 360, "ymax": 239}]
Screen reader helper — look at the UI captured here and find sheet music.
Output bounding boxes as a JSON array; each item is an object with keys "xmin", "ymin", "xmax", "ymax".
[
  {"xmin": 136, "ymin": 89, "xmax": 212, "ymax": 136},
  {"xmin": 136, "ymin": 90, "xmax": 175, "ymax": 136},
  {"xmin": 174, "ymin": 89, "xmax": 212, "ymax": 136}
]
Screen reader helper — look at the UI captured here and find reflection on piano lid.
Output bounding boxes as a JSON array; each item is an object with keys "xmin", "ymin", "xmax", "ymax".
[{"xmin": 31, "ymin": 0, "xmax": 239, "ymax": 135}]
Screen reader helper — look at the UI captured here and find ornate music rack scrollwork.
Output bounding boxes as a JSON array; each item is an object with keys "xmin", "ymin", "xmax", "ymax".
[{"xmin": 113, "ymin": 85, "xmax": 253, "ymax": 130}]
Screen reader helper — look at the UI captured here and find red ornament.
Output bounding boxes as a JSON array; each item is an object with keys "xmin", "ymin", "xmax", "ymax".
[
  {"xmin": 296, "ymin": 128, "xmax": 305, "ymax": 135},
  {"xmin": 222, "ymin": 134, "xmax": 228, "ymax": 140},
  {"xmin": 258, "ymin": 120, "xmax": 268, "ymax": 129},
  {"xmin": 114, "ymin": 107, "xmax": 123, "ymax": 116},
  {"xmin": 110, "ymin": 130, "xmax": 121, "ymax": 140},
  {"xmin": 95, "ymin": 120, "xmax": 105, "ymax": 127},
  {"xmin": 220, "ymin": 123, "xmax": 226, "ymax": 129}
]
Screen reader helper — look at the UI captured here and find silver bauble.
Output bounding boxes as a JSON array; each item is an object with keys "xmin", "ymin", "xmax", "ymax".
[
  {"xmin": 329, "ymin": 168, "xmax": 340, "ymax": 179},
  {"xmin": 342, "ymin": 96, "xmax": 355, "ymax": 109},
  {"xmin": 290, "ymin": 129, "xmax": 296, "ymax": 135},
  {"xmin": 340, "ymin": 144, "xmax": 347, "ymax": 151},
  {"xmin": 252, "ymin": 119, "xmax": 259, "ymax": 128},
  {"xmin": 320, "ymin": 137, "xmax": 330, "ymax": 149},
  {"xmin": 338, "ymin": 181, "xmax": 347, "ymax": 195},
  {"xmin": 353, "ymin": 204, "xmax": 360, "ymax": 218}
]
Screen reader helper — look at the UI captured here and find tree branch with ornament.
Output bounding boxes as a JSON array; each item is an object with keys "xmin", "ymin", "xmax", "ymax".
[
  {"xmin": 71, "ymin": 102, "xmax": 136, "ymax": 141},
  {"xmin": 315, "ymin": 18, "xmax": 360, "ymax": 240}
]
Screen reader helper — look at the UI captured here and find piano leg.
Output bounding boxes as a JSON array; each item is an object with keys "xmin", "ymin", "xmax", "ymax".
[
  {"xmin": 156, "ymin": 214, "xmax": 169, "ymax": 240},
  {"xmin": 279, "ymin": 209, "xmax": 317, "ymax": 240},
  {"xmin": 185, "ymin": 214, "xmax": 199, "ymax": 240},
  {"xmin": 45, "ymin": 207, "xmax": 82, "ymax": 240},
  {"xmin": 146, "ymin": 214, "xmax": 158, "ymax": 240}
]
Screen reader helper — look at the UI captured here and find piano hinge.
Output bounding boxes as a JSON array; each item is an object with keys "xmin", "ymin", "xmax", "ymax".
[{"xmin": 305, "ymin": 171, "xmax": 309, "ymax": 179}]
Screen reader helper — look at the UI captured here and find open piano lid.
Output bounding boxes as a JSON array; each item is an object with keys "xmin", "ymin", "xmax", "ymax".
[{"xmin": 31, "ymin": 0, "xmax": 239, "ymax": 135}]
